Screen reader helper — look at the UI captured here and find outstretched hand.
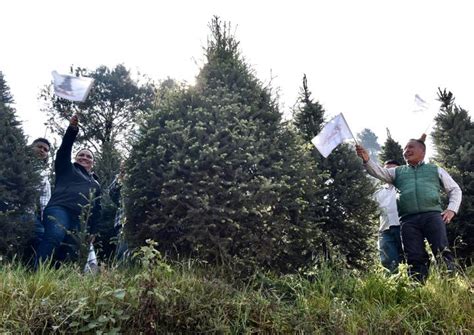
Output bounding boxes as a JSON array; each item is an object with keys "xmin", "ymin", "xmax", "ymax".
[
  {"xmin": 441, "ymin": 209, "xmax": 455, "ymax": 224},
  {"xmin": 70, "ymin": 114, "xmax": 79, "ymax": 128},
  {"xmin": 355, "ymin": 144, "xmax": 369, "ymax": 163}
]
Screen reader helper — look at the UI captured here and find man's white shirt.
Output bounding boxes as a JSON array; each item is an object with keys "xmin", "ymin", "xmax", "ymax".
[{"xmin": 374, "ymin": 184, "xmax": 400, "ymax": 232}]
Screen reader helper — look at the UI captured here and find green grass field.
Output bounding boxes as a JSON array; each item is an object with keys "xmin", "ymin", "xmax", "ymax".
[{"xmin": 1, "ymin": 255, "xmax": 472, "ymax": 334}]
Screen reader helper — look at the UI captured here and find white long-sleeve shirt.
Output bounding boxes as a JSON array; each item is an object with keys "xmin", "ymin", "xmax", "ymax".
[
  {"xmin": 365, "ymin": 160, "xmax": 462, "ymax": 214},
  {"xmin": 374, "ymin": 184, "xmax": 400, "ymax": 232},
  {"xmin": 38, "ymin": 170, "xmax": 51, "ymax": 218}
]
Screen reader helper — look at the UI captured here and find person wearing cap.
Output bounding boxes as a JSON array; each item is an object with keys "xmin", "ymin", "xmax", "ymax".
[
  {"xmin": 356, "ymin": 136, "xmax": 462, "ymax": 282},
  {"xmin": 35, "ymin": 114, "xmax": 101, "ymax": 268},
  {"xmin": 374, "ymin": 159, "xmax": 403, "ymax": 273}
]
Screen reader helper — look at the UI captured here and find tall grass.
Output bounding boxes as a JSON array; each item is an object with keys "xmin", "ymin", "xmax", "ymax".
[{"xmin": 0, "ymin": 257, "xmax": 472, "ymax": 334}]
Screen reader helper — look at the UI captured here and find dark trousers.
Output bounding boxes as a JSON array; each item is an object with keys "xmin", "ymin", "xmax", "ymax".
[
  {"xmin": 379, "ymin": 225, "xmax": 404, "ymax": 273},
  {"xmin": 34, "ymin": 206, "xmax": 80, "ymax": 269},
  {"xmin": 401, "ymin": 211, "xmax": 454, "ymax": 282}
]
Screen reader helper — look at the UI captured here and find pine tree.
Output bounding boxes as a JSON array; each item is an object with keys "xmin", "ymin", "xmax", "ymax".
[
  {"xmin": 292, "ymin": 75, "xmax": 378, "ymax": 268},
  {"xmin": 432, "ymin": 88, "xmax": 474, "ymax": 264},
  {"xmin": 0, "ymin": 71, "xmax": 14, "ymax": 104},
  {"xmin": 292, "ymin": 74, "xmax": 325, "ymax": 141},
  {"xmin": 357, "ymin": 128, "xmax": 381, "ymax": 162},
  {"xmin": 379, "ymin": 128, "xmax": 404, "ymax": 165},
  {"xmin": 0, "ymin": 71, "xmax": 41, "ymax": 259},
  {"xmin": 125, "ymin": 18, "xmax": 327, "ymax": 274}
]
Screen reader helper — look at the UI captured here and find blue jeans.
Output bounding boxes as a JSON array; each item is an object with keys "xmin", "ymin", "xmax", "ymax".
[
  {"xmin": 35, "ymin": 206, "xmax": 80, "ymax": 268},
  {"xmin": 401, "ymin": 211, "xmax": 454, "ymax": 282},
  {"xmin": 379, "ymin": 225, "xmax": 403, "ymax": 273}
]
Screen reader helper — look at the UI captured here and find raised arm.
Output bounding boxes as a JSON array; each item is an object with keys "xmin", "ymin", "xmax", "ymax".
[
  {"xmin": 55, "ymin": 115, "xmax": 79, "ymax": 174},
  {"xmin": 355, "ymin": 144, "xmax": 396, "ymax": 183}
]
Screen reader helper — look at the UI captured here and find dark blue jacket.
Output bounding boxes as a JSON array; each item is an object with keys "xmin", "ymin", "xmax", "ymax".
[{"xmin": 46, "ymin": 126, "xmax": 101, "ymax": 233}]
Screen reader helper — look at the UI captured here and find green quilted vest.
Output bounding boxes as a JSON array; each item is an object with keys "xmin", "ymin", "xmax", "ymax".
[{"xmin": 394, "ymin": 163, "xmax": 442, "ymax": 218}]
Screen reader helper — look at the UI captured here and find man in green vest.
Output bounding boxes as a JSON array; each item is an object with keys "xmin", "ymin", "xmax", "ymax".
[{"xmin": 356, "ymin": 138, "xmax": 462, "ymax": 282}]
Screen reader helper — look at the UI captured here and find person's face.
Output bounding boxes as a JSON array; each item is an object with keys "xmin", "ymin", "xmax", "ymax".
[
  {"xmin": 32, "ymin": 141, "xmax": 50, "ymax": 160},
  {"xmin": 403, "ymin": 140, "xmax": 425, "ymax": 165},
  {"xmin": 75, "ymin": 149, "xmax": 94, "ymax": 172}
]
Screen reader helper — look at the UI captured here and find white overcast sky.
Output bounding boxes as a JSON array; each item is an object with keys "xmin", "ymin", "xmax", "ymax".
[{"xmin": 2, "ymin": 0, "xmax": 473, "ymax": 157}]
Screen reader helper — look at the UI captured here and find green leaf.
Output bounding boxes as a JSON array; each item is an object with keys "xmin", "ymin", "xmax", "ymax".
[
  {"xmin": 97, "ymin": 315, "xmax": 108, "ymax": 323},
  {"xmin": 113, "ymin": 289, "xmax": 126, "ymax": 300}
]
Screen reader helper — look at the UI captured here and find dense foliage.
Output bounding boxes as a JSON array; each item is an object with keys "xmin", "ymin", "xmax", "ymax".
[
  {"xmin": 0, "ymin": 71, "xmax": 41, "ymax": 259},
  {"xmin": 432, "ymin": 88, "xmax": 474, "ymax": 264},
  {"xmin": 292, "ymin": 75, "xmax": 379, "ymax": 268},
  {"xmin": 125, "ymin": 18, "xmax": 328, "ymax": 274},
  {"xmin": 0, "ymin": 72, "xmax": 14, "ymax": 105},
  {"xmin": 379, "ymin": 128, "xmax": 404, "ymax": 165}
]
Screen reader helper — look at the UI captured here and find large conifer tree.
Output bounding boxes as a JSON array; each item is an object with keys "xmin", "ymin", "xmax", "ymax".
[
  {"xmin": 432, "ymin": 88, "xmax": 473, "ymax": 264},
  {"xmin": 292, "ymin": 75, "xmax": 378, "ymax": 268},
  {"xmin": 0, "ymin": 71, "xmax": 40, "ymax": 258},
  {"xmin": 125, "ymin": 18, "xmax": 327, "ymax": 274}
]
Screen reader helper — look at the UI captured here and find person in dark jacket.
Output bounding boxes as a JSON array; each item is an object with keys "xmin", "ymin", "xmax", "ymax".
[{"xmin": 35, "ymin": 114, "xmax": 101, "ymax": 268}]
